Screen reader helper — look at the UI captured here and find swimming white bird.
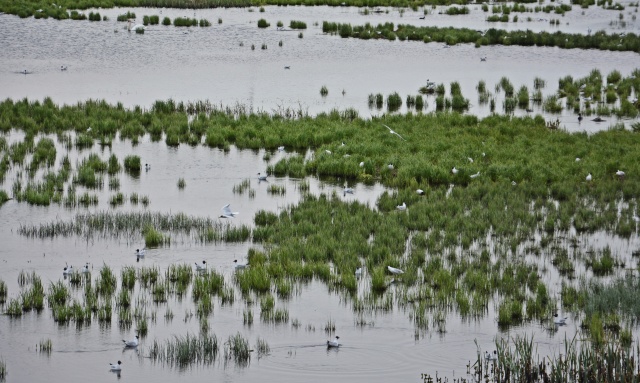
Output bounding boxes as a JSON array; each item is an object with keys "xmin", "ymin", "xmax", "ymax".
[
  {"xmin": 343, "ymin": 187, "xmax": 354, "ymax": 196},
  {"xmin": 60, "ymin": 65, "xmax": 67, "ymax": 71},
  {"xmin": 586, "ymin": 173, "xmax": 592, "ymax": 182},
  {"xmin": 359, "ymin": 161, "xmax": 365, "ymax": 168},
  {"xmin": 123, "ymin": 335, "xmax": 139, "ymax": 348},
  {"xmin": 327, "ymin": 336, "xmax": 340, "ymax": 348},
  {"xmin": 553, "ymin": 314, "xmax": 568, "ymax": 325},
  {"xmin": 220, "ymin": 204, "xmax": 239, "ymax": 218},
  {"xmin": 387, "ymin": 266, "xmax": 404, "ymax": 275},
  {"xmin": 470, "ymin": 172, "xmax": 481, "ymax": 179},
  {"xmin": 257, "ymin": 172, "xmax": 268, "ymax": 182},
  {"xmin": 63, "ymin": 265, "xmax": 73, "ymax": 275},
  {"xmin": 127, "ymin": 19, "xmax": 145, "ymax": 32},
  {"xmin": 451, "ymin": 167, "xmax": 458, "ymax": 174},
  {"xmin": 277, "ymin": 146, "xmax": 285, "ymax": 152},
  {"xmin": 382, "ymin": 124, "xmax": 406, "ymax": 141},
  {"xmin": 485, "ymin": 350, "xmax": 498, "ymax": 361},
  {"xmin": 195, "ymin": 260, "xmax": 207, "ymax": 271},
  {"xmin": 616, "ymin": 170, "xmax": 625, "ymax": 178},
  {"xmin": 135, "ymin": 248, "xmax": 146, "ymax": 258},
  {"xmin": 81, "ymin": 263, "xmax": 90, "ymax": 273},
  {"xmin": 396, "ymin": 202, "xmax": 407, "ymax": 211},
  {"xmin": 416, "ymin": 189, "xmax": 425, "ymax": 195},
  {"xmin": 467, "ymin": 157, "xmax": 474, "ymax": 163},
  {"xmin": 234, "ymin": 259, "xmax": 248, "ymax": 269},
  {"xmin": 355, "ymin": 267, "xmax": 362, "ymax": 277},
  {"xmin": 145, "ymin": 163, "xmax": 150, "ymax": 171},
  {"xmin": 109, "ymin": 361, "xmax": 122, "ymax": 371}
]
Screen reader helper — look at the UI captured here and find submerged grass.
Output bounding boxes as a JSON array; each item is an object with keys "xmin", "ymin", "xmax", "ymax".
[{"xmin": 149, "ymin": 333, "xmax": 219, "ymax": 367}]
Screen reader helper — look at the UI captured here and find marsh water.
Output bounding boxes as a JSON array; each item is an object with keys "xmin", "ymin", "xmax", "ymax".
[{"xmin": 1, "ymin": 3, "xmax": 640, "ymax": 382}]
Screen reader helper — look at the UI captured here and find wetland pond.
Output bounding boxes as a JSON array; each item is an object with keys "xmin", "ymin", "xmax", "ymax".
[{"xmin": 1, "ymin": 3, "xmax": 640, "ymax": 383}]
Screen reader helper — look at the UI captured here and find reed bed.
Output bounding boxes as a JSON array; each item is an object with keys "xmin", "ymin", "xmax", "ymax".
[{"xmin": 148, "ymin": 333, "xmax": 219, "ymax": 367}]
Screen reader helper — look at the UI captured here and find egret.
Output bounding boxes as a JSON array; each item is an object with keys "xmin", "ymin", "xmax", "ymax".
[
  {"xmin": 220, "ymin": 204, "xmax": 239, "ymax": 218},
  {"xmin": 396, "ymin": 202, "xmax": 407, "ymax": 211},
  {"xmin": 387, "ymin": 266, "xmax": 404, "ymax": 275},
  {"xmin": 327, "ymin": 336, "xmax": 340, "ymax": 348},
  {"xmin": 123, "ymin": 335, "xmax": 139, "ymax": 348},
  {"xmin": 382, "ymin": 124, "xmax": 406, "ymax": 141}
]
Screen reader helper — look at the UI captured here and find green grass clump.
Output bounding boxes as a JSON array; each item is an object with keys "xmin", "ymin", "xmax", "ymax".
[
  {"xmin": 320, "ymin": 85, "xmax": 329, "ymax": 97},
  {"xmin": 117, "ymin": 12, "xmax": 135, "ymax": 22},
  {"xmin": 124, "ymin": 155, "xmax": 141, "ymax": 173},
  {"xmin": 289, "ymin": 20, "xmax": 307, "ymax": 29},
  {"xmin": 225, "ymin": 333, "xmax": 250, "ymax": 366},
  {"xmin": 177, "ymin": 178, "xmax": 186, "ymax": 189},
  {"xmin": 38, "ymin": 339, "xmax": 52, "ymax": 353},
  {"xmin": 257, "ymin": 18, "xmax": 270, "ymax": 28},
  {"xmin": 144, "ymin": 224, "xmax": 168, "ymax": 247},
  {"xmin": 0, "ymin": 357, "xmax": 6, "ymax": 380},
  {"xmin": 0, "ymin": 280, "xmax": 6, "ymax": 304},
  {"xmin": 148, "ymin": 333, "xmax": 218, "ymax": 367},
  {"xmin": 162, "ymin": 17, "xmax": 171, "ymax": 25}
]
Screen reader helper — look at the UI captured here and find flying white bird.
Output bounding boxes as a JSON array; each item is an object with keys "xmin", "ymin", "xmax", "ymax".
[
  {"xmin": 553, "ymin": 314, "xmax": 568, "ymax": 325},
  {"xmin": 109, "ymin": 361, "xmax": 122, "ymax": 371},
  {"xmin": 327, "ymin": 336, "xmax": 340, "ymax": 348},
  {"xmin": 387, "ymin": 266, "xmax": 404, "ymax": 275},
  {"xmin": 123, "ymin": 335, "xmax": 139, "ymax": 348},
  {"xmin": 396, "ymin": 202, "xmax": 407, "ymax": 211},
  {"xmin": 220, "ymin": 204, "xmax": 239, "ymax": 218},
  {"xmin": 195, "ymin": 260, "xmax": 207, "ymax": 271},
  {"xmin": 382, "ymin": 124, "xmax": 406, "ymax": 141}
]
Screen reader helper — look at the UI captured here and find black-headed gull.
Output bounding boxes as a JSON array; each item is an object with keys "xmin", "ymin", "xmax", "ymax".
[
  {"xmin": 485, "ymin": 350, "xmax": 498, "ymax": 361},
  {"xmin": 234, "ymin": 259, "xmax": 248, "ymax": 269},
  {"xmin": 81, "ymin": 263, "xmax": 90, "ymax": 273},
  {"xmin": 553, "ymin": 314, "xmax": 568, "ymax": 325},
  {"xmin": 123, "ymin": 335, "xmax": 139, "ymax": 348},
  {"xmin": 109, "ymin": 360, "xmax": 122, "ymax": 371},
  {"xmin": 343, "ymin": 187, "xmax": 354, "ymax": 196},
  {"xmin": 396, "ymin": 202, "xmax": 407, "ymax": 211},
  {"xmin": 63, "ymin": 265, "xmax": 73, "ymax": 275},
  {"xmin": 257, "ymin": 172, "xmax": 268, "ymax": 182},
  {"xmin": 451, "ymin": 167, "xmax": 458, "ymax": 174},
  {"xmin": 355, "ymin": 267, "xmax": 362, "ymax": 277},
  {"xmin": 195, "ymin": 260, "xmax": 207, "ymax": 271},
  {"xmin": 327, "ymin": 336, "xmax": 340, "ymax": 348},
  {"xmin": 220, "ymin": 204, "xmax": 239, "ymax": 218}
]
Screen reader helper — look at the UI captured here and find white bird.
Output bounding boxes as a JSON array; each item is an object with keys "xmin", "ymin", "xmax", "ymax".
[
  {"xmin": 63, "ymin": 265, "xmax": 73, "ymax": 275},
  {"xmin": 127, "ymin": 19, "xmax": 145, "ymax": 32},
  {"xmin": 234, "ymin": 259, "xmax": 248, "ymax": 269},
  {"xmin": 355, "ymin": 267, "xmax": 362, "ymax": 277},
  {"xmin": 277, "ymin": 146, "xmax": 285, "ymax": 152},
  {"xmin": 553, "ymin": 314, "xmax": 568, "ymax": 325},
  {"xmin": 325, "ymin": 150, "xmax": 332, "ymax": 155},
  {"xmin": 575, "ymin": 157, "xmax": 581, "ymax": 162},
  {"xmin": 470, "ymin": 172, "xmax": 481, "ymax": 179},
  {"xmin": 327, "ymin": 336, "xmax": 340, "ymax": 348},
  {"xmin": 109, "ymin": 361, "xmax": 122, "ymax": 371},
  {"xmin": 485, "ymin": 350, "xmax": 498, "ymax": 361},
  {"xmin": 123, "ymin": 335, "xmax": 139, "ymax": 348},
  {"xmin": 341, "ymin": 142, "xmax": 346, "ymax": 146},
  {"xmin": 145, "ymin": 163, "xmax": 150, "ymax": 171},
  {"xmin": 382, "ymin": 124, "xmax": 406, "ymax": 141},
  {"xmin": 359, "ymin": 161, "xmax": 365, "ymax": 168},
  {"xmin": 616, "ymin": 170, "xmax": 625, "ymax": 178},
  {"xmin": 387, "ymin": 266, "xmax": 404, "ymax": 275},
  {"xmin": 81, "ymin": 263, "xmax": 90, "ymax": 273},
  {"xmin": 586, "ymin": 173, "xmax": 592, "ymax": 182},
  {"xmin": 135, "ymin": 248, "xmax": 146, "ymax": 258},
  {"xmin": 60, "ymin": 66, "xmax": 67, "ymax": 71},
  {"xmin": 511, "ymin": 181, "xmax": 517, "ymax": 186},
  {"xmin": 388, "ymin": 164, "xmax": 394, "ymax": 170},
  {"xmin": 343, "ymin": 187, "xmax": 354, "ymax": 196},
  {"xmin": 396, "ymin": 202, "xmax": 407, "ymax": 211},
  {"xmin": 257, "ymin": 172, "xmax": 268, "ymax": 182},
  {"xmin": 482, "ymin": 152, "xmax": 486, "ymax": 157},
  {"xmin": 220, "ymin": 204, "xmax": 239, "ymax": 218},
  {"xmin": 451, "ymin": 167, "xmax": 458, "ymax": 174},
  {"xmin": 467, "ymin": 157, "xmax": 474, "ymax": 163},
  {"xmin": 632, "ymin": 212, "xmax": 640, "ymax": 223},
  {"xmin": 416, "ymin": 189, "xmax": 425, "ymax": 195},
  {"xmin": 195, "ymin": 260, "xmax": 207, "ymax": 271}
]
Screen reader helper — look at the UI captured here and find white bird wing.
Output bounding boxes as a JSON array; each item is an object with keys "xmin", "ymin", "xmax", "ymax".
[
  {"xmin": 382, "ymin": 124, "xmax": 406, "ymax": 141},
  {"xmin": 221, "ymin": 204, "xmax": 238, "ymax": 217}
]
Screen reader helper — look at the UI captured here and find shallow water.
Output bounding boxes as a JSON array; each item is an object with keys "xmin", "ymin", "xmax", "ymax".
[
  {"xmin": 1, "ymin": 4, "xmax": 640, "ymax": 382},
  {"xmin": 1, "ymin": 4, "xmax": 639, "ymax": 133}
]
